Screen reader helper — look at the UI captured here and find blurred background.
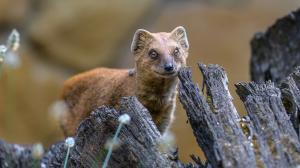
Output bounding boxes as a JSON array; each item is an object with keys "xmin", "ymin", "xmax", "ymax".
[{"xmin": 0, "ymin": 0, "xmax": 300, "ymax": 163}]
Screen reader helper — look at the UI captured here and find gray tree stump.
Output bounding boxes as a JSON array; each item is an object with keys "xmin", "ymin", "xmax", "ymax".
[{"xmin": 251, "ymin": 8, "xmax": 300, "ymax": 84}]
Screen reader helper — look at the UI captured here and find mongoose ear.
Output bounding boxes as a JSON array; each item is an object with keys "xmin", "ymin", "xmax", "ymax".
[
  {"xmin": 170, "ymin": 26, "xmax": 189, "ymax": 50},
  {"xmin": 131, "ymin": 29, "xmax": 153, "ymax": 55}
]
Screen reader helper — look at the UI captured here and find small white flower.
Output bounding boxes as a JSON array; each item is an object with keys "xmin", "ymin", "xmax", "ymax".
[
  {"xmin": 41, "ymin": 163, "xmax": 47, "ymax": 168},
  {"xmin": 65, "ymin": 137, "xmax": 75, "ymax": 148},
  {"xmin": 118, "ymin": 114, "xmax": 131, "ymax": 124},
  {"xmin": 6, "ymin": 29, "xmax": 20, "ymax": 52},
  {"xmin": 32, "ymin": 143, "xmax": 44, "ymax": 159}
]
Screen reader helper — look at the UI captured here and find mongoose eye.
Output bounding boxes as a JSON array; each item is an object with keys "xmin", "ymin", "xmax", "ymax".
[
  {"xmin": 173, "ymin": 47, "xmax": 180, "ymax": 57},
  {"xmin": 148, "ymin": 49, "xmax": 159, "ymax": 59}
]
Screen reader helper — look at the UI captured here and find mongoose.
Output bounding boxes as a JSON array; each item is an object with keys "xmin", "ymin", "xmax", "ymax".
[{"xmin": 60, "ymin": 26, "xmax": 189, "ymax": 136}]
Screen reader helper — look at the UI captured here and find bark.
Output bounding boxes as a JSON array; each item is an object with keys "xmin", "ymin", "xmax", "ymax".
[
  {"xmin": 178, "ymin": 64, "xmax": 256, "ymax": 168},
  {"xmin": 250, "ymin": 7, "xmax": 300, "ymax": 140},
  {"xmin": 178, "ymin": 64, "xmax": 300, "ymax": 168},
  {"xmin": 250, "ymin": 8, "xmax": 300, "ymax": 84},
  {"xmin": 236, "ymin": 81, "xmax": 300, "ymax": 167},
  {"xmin": 281, "ymin": 67, "xmax": 300, "ymax": 136},
  {"xmin": 40, "ymin": 97, "xmax": 192, "ymax": 168},
  {"xmin": 1, "ymin": 97, "xmax": 198, "ymax": 168},
  {"xmin": 0, "ymin": 141, "xmax": 40, "ymax": 168}
]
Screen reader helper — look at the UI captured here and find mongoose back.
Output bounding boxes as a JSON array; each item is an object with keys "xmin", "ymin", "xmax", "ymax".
[{"xmin": 61, "ymin": 26, "xmax": 189, "ymax": 136}]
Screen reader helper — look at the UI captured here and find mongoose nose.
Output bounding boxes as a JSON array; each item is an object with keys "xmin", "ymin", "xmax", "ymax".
[{"xmin": 164, "ymin": 63, "xmax": 174, "ymax": 72}]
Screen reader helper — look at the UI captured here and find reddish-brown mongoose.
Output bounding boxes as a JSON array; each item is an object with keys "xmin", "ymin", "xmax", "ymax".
[{"xmin": 60, "ymin": 26, "xmax": 189, "ymax": 136}]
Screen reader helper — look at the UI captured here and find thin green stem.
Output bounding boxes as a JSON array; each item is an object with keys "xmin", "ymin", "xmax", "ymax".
[
  {"xmin": 63, "ymin": 147, "xmax": 71, "ymax": 168},
  {"xmin": 102, "ymin": 123, "xmax": 124, "ymax": 168}
]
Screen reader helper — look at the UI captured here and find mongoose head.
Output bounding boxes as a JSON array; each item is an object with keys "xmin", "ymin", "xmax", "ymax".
[{"xmin": 131, "ymin": 26, "xmax": 189, "ymax": 78}]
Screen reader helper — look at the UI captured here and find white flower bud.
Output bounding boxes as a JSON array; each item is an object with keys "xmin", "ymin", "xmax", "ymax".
[
  {"xmin": 41, "ymin": 163, "xmax": 47, "ymax": 168},
  {"xmin": 65, "ymin": 137, "xmax": 75, "ymax": 148},
  {"xmin": 32, "ymin": 143, "xmax": 44, "ymax": 159},
  {"xmin": 0, "ymin": 45, "xmax": 7, "ymax": 58},
  {"xmin": 7, "ymin": 29, "xmax": 20, "ymax": 51},
  {"xmin": 118, "ymin": 114, "xmax": 131, "ymax": 124}
]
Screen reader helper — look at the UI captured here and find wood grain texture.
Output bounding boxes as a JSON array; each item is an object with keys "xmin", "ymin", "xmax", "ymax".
[{"xmin": 178, "ymin": 65, "xmax": 256, "ymax": 168}]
